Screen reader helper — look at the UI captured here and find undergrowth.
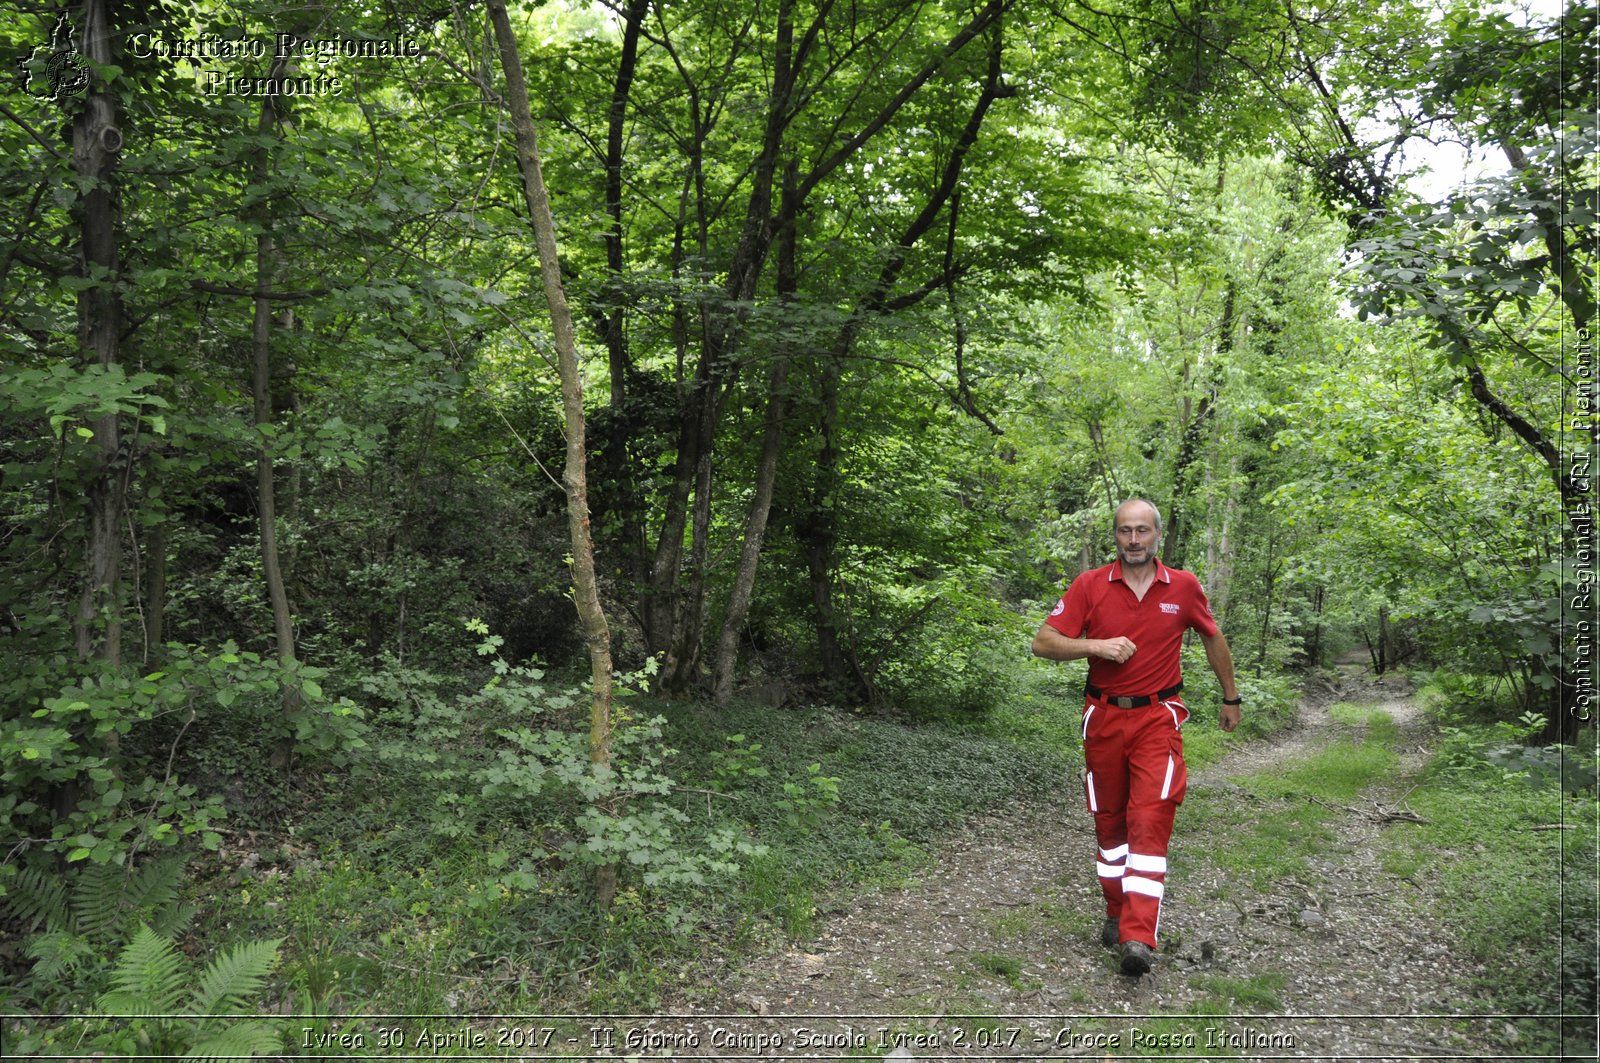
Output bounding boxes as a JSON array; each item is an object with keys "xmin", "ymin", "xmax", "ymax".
[
  {"xmin": 4, "ymin": 674, "xmax": 1085, "ymax": 1048},
  {"xmin": 1398, "ymin": 672, "xmax": 1598, "ymax": 1057}
]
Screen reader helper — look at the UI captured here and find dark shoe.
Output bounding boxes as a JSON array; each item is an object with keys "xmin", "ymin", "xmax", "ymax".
[
  {"xmin": 1119, "ymin": 940, "xmax": 1153, "ymax": 976},
  {"xmin": 1101, "ymin": 917, "xmax": 1119, "ymax": 949}
]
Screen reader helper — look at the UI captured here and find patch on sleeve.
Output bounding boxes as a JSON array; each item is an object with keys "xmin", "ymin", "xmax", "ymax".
[{"xmin": 1049, "ymin": 600, "xmax": 1065, "ymax": 617}]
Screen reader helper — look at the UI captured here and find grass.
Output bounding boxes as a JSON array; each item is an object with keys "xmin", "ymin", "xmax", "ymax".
[
  {"xmin": 1188, "ymin": 971, "xmax": 1287, "ymax": 1010},
  {"xmin": 4, "ymin": 645, "xmax": 1101, "ymax": 1059},
  {"xmin": 968, "ymin": 949, "xmax": 1029, "ymax": 989},
  {"xmin": 1251, "ymin": 716, "xmax": 1399, "ymax": 802},
  {"xmin": 1378, "ymin": 772, "xmax": 1597, "ymax": 1055},
  {"xmin": 1199, "ymin": 798, "xmax": 1337, "ymax": 889},
  {"xmin": 1190, "ymin": 703, "xmax": 1401, "ymax": 889}
]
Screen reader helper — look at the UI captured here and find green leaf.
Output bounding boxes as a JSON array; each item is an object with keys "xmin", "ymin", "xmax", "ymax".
[
  {"xmin": 184, "ymin": 1020, "xmax": 284, "ymax": 1061},
  {"xmin": 189, "ymin": 937, "xmax": 282, "ymax": 1016},
  {"xmin": 99, "ymin": 924, "xmax": 187, "ymax": 1013}
]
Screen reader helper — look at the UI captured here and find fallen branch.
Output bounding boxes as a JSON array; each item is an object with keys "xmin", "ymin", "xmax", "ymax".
[{"xmin": 1306, "ymin": 795, "xmax": 1429, "ymax": 824}]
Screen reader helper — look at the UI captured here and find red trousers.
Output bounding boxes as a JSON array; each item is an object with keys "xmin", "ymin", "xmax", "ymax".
[{"xmin": 1081, "ymin": 694, "xmax": 1189, "ymax": 948}]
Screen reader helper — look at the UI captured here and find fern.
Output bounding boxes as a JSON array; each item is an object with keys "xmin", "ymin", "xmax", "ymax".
[
  {"xmin": 122, "ymin": 856, "xmax": 193, "ymax": 935},
  {"xmin": 89, "ymin": 927, "xmax": 284, "ymax": 1058},
  {"xmin": 189, "ymin": 937, "xmax": 282, "ymax": 1017},
  {"xmin": 23, "ymin": 929, "xmax": 95, "ymax": 984},
  {"xmin": 3, "ymin": 864, "xmax": 69, "ymax": 932},
  {"xmin": 70, "ymin": 855, "xmax": 189, "ymax": 944},
  {"xmin": 6, "ymin": 853, "xmax": 189, "ymax": 944},
  {"xmin": 70, "ymin": 863, "xmax": 135, "ymax": 942},
  {"xmin": 184, "ymin": 1020, "xmax": 284, "ymax": 1060},
  {"xmin": 97, "ymin": 924, "xmax": 186, "ymax": 1014}
]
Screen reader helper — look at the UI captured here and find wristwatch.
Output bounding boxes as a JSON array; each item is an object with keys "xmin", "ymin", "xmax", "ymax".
[{"xmin": 1222, "ymin": 696, "xmax": 1242, "ymax": 706}]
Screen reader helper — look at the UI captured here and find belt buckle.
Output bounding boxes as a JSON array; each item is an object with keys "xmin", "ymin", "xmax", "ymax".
[{"xmin": 1112, "ymin": 696, "xmax": 1138, "ymax": 709}]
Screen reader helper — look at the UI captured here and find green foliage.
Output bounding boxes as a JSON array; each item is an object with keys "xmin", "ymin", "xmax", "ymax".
[
  {"xmin": 2, "ymin": 0, "xmax": 1590, "ymax": 1032},
  {"xmin": 1, "ymin": 641, "xmax": 364, "ymax": 886},
  {"xmin": 0, "ymin": 362, "xmax": 170, "ymax": 442},
  {"xmin": 708, "ymin": 734, "xmax": 770, "ymax": 792},
  {"xmin": 88, "ymin": 926, "xmax": 284, "ymax": 1059},
  {"xmin": 356, "ymin": 631, "xmax": 766, "ymax": 891},
  {"xmin": 2, "ymin": 855, "xmax": 192, "ymax": 1004},
  {"xmin": 1420, "ymin": 678, "xmax": 1600, "ymax": 794},
  {"xmin": 871, "ymin": 577, "xmax": 1035, "ymax": 718},
  {"xmin": 1265, "ymin": 330, "xmax": 1565, "ymax": 710},
  {"xmin": 774, "ymin": 762, "xmax": 843, "ymax": 831},
  {"xmin": 1394, "ymin": 772, "xmax": 1596, "ymax": 1054}
]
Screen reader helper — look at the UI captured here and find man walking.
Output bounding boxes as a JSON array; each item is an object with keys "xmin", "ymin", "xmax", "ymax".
[{"xmin": 1032, "ymin": 499, "xmax": 1240, "ymax": 976}]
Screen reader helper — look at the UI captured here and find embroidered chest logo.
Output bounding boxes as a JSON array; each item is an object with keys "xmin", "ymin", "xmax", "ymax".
[{"xmin": 1159, "ymin": 602, "xmax": 1180, "ymax": 615}]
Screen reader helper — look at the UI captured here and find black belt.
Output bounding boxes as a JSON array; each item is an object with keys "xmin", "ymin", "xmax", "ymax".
[{"xmin": 1085, "ymin": 681, "xmax": 1183, "ymax": 708}]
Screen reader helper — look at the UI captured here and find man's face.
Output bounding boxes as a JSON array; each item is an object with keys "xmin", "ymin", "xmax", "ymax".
[{"xmin": 1114, "ymin": 505, "xmax": 1161, "ymax": 567}]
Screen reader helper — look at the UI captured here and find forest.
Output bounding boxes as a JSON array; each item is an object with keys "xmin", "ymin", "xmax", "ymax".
[{"xmin": 0, "ymin": 0, "xmax": 1594, "ymax": 1058}]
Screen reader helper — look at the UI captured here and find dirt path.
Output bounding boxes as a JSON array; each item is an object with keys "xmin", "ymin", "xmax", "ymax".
[{"xmin": 653, "ymin": 669, "xmax": 1520, "ymax": 1060}]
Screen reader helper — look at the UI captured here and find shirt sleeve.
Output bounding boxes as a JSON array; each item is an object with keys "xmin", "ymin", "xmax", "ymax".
[
  {"xmin": 1044, "ymin": 572, "xmax": 1092, "ymax": 637},
  {"xmin": 1187, "ymin": 574, "xmax": 1221, "ymax": 638}
]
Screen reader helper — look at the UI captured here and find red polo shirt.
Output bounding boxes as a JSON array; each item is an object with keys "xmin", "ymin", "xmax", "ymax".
[{"xmin": 1044, "ymin": 558, "xmax": 1219, "ymax": 696}]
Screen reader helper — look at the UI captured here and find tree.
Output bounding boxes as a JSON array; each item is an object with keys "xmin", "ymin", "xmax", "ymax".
[
  {"xmin": 488, "ymin": 0, "xmax": 620, "ymax": 906},
  {"xmin": 1339, "ymin": 1, "xmax": 1594, "ymax": 734},
  {"xmin": 69, "ymin": 0, "xmax": 125, "ymax": 672}
]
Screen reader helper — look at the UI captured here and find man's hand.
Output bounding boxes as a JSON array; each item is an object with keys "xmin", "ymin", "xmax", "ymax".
[
  {"xmin": 1095, "ymin": 637, "xmax": 1136, "ymax": 664},
  {"xmin": 1219, "ymin": 703, "xmax": 1241, "ymax": 732}
]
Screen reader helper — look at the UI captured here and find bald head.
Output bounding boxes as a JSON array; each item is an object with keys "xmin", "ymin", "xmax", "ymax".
[{"xmin": 1114, "ymin": 498, "xmax": 1162, "ymax": 533}]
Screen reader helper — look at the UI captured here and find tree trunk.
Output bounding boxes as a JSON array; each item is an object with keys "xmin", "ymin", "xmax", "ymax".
[
  {"xmin": 642, "ymin": 0, "xmax": 1005, "ymax": 687},
  {"xmin": 711, "ymin": 353, "xmax": 791, "ymax": 702},
  {"xmin": 1376, "ymin": 604, "xmax": 1390, "ymax": 676},
  {"xmin": 250, "ymin": 49, "xmax": 300, "ymax": 771},
  {"xmin": 801, "ymin": 357, "xmax": 852, "ymax": 691},
  {"xmin": 1168, "ymin": 280, "xmax": 1231, "ymax": 569},
  {"xmin": 797, "ymin": 19, "xmax": 1012, "ymax": 699},
  {"xmin": 1307, "ymin": 584, "xmax": 1325, "ymax": 667},
  {"xmin": 71, "ymin": 0, "xmax": 123, "ymax": 670},
  {"xmin": 143, "ymin": 517, "xmax": 165, "ymax": 664},
  {"xmin": 1255, "ymin": 528, "xmax": 1279, "ymax": 677},
  {"xmin": 254, "ymin": 242, "xmax": 295, "ymax": 664},
  {"xmin": 1205, "ymin": 453, "xmax": 1239, "ymax": 622},
  {"xmin": 712, "ymin": 167, "xmax": 800, "ymax": 703},
  {"xmin": 61, "ymin": 0, "xmax": 123, "ymax": 829},
  {"xmin": 489, "ymin": 0, "xmax": 618, "ymax": 909},
  {"xmin": 652, "ymin": 0, "xmax": 800, "ymax": 694},
  {"xmin": 603, "ymin": 0, "xmax": 651, "ymax": 589}
]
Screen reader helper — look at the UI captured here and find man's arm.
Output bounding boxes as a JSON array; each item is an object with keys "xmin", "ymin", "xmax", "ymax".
[
  {"xmin": 1032, "ymin": 623, "xmax": 1135, "ymax": 664},
  {"xmin": 1198, "ymin": 630, "xmax": 1241, "ymax": 732}
]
